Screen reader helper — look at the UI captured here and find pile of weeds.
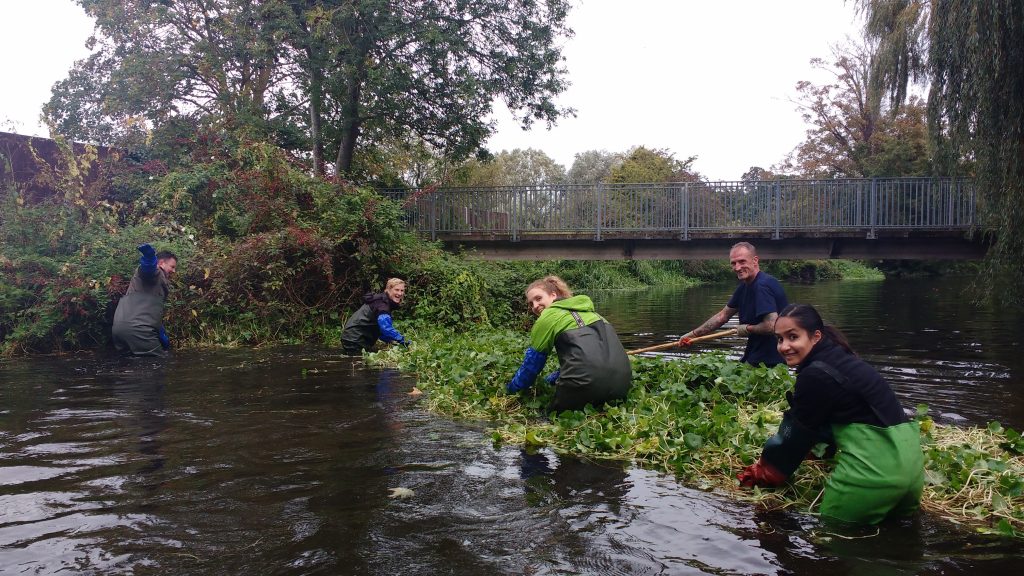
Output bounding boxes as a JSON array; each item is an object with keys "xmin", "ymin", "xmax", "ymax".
[{"xmin": 368, "ymin": 325, "xmax": 1024, "ymax": 538}]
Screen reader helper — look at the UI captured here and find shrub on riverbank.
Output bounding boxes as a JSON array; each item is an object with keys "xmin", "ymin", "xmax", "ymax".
[
  {"xmin": 0, "ymin": 134, "xmax": 426, "ymax": 354},
  {"xmin": 367, "ymin": 326, "xmax": 1024, "ymax": 539}
]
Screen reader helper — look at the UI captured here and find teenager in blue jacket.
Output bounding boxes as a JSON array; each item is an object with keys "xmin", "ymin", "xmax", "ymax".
[{"xmin": 506, "ymin": 275, "xmax": 631, "ymax": 413}]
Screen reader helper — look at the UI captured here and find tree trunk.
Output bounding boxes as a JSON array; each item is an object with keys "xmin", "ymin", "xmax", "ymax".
[
  {"xmin": 335, "ymin": 77, "xmax": 363, "ymax": 177},
  {"xmin": 308, "ymin": 57, "xmax": 325, "ymax": 177}
]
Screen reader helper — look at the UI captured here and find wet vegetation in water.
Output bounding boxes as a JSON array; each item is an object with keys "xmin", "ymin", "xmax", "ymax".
[{"xmin": 367, "ymin": 326, "xmax": 1024, "ymax": 539}]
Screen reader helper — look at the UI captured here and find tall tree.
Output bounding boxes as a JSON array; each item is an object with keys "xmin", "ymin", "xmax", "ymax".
[
  {"xmin": 777, "ymin": 40, "xmax": 931, "ymax": 178},
  {"xmin": 308, "ymin": 0, "xmax": 573, "ymax": 176},
  {"xmin": 45, "ymin": 0, "xmax": 297, "ymax": 145},
  {"xmin": 46, "ymin": 0, "xmax": 574, "ymax": 179},
  {"xmin": 927, "ymin": 1, "xmax": 1024, "ymax": 302},
  {"xmin": 858, "ymin": 0, "xmax": 1024, "ymax": 303}
]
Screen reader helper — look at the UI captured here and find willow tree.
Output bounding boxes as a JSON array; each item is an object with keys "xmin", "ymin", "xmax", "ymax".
[
  {"xmin": 929, "ymin": 2, "xmax": 1024, "ymax": 303},
  {"xmin": 858, "ymin": 0, "xmax": 1024, "ymax": 303}
]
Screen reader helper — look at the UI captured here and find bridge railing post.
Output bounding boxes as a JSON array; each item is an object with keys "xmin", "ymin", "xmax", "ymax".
[
  {"xmin": 430, "ymin": 192, "xmax": 437, "ymax": 241},
  {"xmin": 511, "ymin": 188, "xmax": 519, "ymax": 242},
  {"xmin": 856, "ymin": 180, "xmax": 864, "ymax": 228},
  {"xmin": 773, "ymin": 181, "xmax": 781, "ymax": 240},
  {"xmin": 946, "ymin": 178, "xmax": 954, "ymax": 225},
  {"xmin": 680, "ymin": 182, "xmax": 689, "ymax": 240},
  {"xmin": 868, "ymin": 178, "xmax": 877, "ymax": 239},
  {"xmin": 967, "ymin": 179, "xmax": 976, "ymax": 227},
  {"xmin": 595, "ymin": 183, "xmax": 603, "ymax": 241}
]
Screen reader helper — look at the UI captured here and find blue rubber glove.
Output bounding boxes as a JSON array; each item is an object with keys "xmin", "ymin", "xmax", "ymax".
[
  {"xmin": 376, "ymin": 313, "xmax": 406, "ymax": 344},
  {"xmin": 508, "ymin": 347, "xmax": 547, "ymax": 393},
  {"xmin": 544, "ymin": 370, "xmax": 560, "ymax": 385},
  {"xmin": 137, "ymin": 243, "xmax": 157, "ymax": 276},
  {"xmin": 158, "ymin": 326, "xmax": 170, "ymax": 350}
]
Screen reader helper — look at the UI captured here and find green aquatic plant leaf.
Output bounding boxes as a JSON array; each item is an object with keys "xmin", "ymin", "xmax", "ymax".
[{"xmin": 367, "ymin": 324, "xmax": 1024, "ymax": 540}]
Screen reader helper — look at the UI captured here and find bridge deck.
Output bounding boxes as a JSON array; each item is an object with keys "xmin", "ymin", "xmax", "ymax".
[{"xmin": 441, "ymin": 231, "xmax": 986, "ymax": 260}]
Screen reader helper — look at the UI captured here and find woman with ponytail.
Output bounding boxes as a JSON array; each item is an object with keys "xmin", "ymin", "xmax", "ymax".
[
  {"xmin": 738, "ymin": 303, "xmax": 924, "ymax": 525},
  {"xmin": 506, "ymin": 275, "xmax": 632, "ymax": 413}
]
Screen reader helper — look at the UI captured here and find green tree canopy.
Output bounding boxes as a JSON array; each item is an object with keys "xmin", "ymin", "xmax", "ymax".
[
  {"xmin": 607, "ymin": 147, "xmax": 698, "ymax": 183},
  {"xmin": 566, "ymin": 149, "xmax": 624, "ymax": 184},
  {"xmin": 450, "ymin": 148, "xmax": 566, "ymax": 187},
  {"xmin": 46, "ymin": 0, "xmax": 575, "ymax": 179}
]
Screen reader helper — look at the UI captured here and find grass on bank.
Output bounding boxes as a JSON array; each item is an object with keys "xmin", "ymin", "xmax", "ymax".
[{"xmin": 366, "ymin": 325, "xmax": 1024, "ymax": 539}]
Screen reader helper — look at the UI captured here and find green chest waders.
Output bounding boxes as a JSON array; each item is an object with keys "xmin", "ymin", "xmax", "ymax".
[{"xmin": 821, "ymin": 421, "xmax": 924, "ymax": 524}]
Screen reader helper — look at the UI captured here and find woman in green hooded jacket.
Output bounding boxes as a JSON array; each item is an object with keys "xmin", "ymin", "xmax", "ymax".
[
  {"xmin": 738, "ymin": 303, "xmax": 924, "ymax": 525},
  {"xmin": 506, "ymin": 276, "xmax": 632, "ymax": 413}
]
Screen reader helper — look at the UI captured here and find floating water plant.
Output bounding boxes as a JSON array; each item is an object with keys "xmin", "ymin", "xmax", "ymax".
[{"xmin": 368, "ymin": 326, "xmax": 1024, "ymax": 538}]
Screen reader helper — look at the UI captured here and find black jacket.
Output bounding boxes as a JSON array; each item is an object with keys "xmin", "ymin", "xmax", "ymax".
[
  {"xmin": 762, "ymin": 338, "xmax": 908, "ymax": 475},
  {"xmin": 341, "ymin": 292, "xmax": 398, "ymax": 353},
  {"xmin": 790, "ymin": 339, "xmax": 908, "ymax": 430}
]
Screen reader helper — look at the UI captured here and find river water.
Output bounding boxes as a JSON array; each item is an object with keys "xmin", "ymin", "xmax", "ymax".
[{"xmin": 1, "ymin": 276, "xmax": 1022, "ymax": 574}]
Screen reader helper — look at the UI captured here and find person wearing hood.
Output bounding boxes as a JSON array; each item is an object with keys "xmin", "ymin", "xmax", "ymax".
[
  {"xmin": 738, "ymin": 303, "xmax": 924, "ymax": 525},
  {"xmin": 506, "ymin": 275, "xmax": 632, "ymax": 413},
  {"xmin": 342, "ymin": 278, "xmax": 409, "ymax": 355},
  {"xmin": 112, "ymin": 243, "xmax": 177, "ymax": 356}
]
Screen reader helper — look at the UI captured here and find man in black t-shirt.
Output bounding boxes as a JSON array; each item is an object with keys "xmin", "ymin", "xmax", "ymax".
[{"xmin": 678, "ymin": 242, "xmax": 788, "ymax": 366}]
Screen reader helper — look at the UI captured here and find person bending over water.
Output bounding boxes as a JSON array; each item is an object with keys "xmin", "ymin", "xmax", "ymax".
[
  {"xmin": 112, "ymin": 243, "xmax": 177, "ymax": 356},
  {"xmin": 342, "ymin": 278, "xmax": 409, "ymax": 355},
  {"xmin": 506, "ymin": 276, "xmax": 632, "ymax": 413},
  {"xmin": 738, "ymin": 303, "xmax": 924, "ymax": 525}
]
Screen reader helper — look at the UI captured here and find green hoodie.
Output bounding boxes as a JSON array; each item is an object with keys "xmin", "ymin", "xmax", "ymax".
[{"xmin": 530, "ymin": 295, "xmax": 632, "ymax": 412}]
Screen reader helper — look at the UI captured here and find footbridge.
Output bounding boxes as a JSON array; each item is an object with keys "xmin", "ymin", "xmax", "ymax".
[{"xmin": 381, "ymin": 178, "xmax": 987, "ymax": 260}]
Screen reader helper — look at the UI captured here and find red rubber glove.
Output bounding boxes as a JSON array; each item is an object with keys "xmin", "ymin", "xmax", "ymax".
[
  {"xmin": 678, "ymin": 337, "xmax": 693, "ymax": 347},
  {"xmin": 737, "ymin": 458, "xmax": 788, "ymax": 488}
]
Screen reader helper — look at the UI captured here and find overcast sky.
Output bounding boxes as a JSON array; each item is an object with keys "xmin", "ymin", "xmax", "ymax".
[{"xmin": 0, "ymin": 0, "xmax": 861, "ymax": 181}]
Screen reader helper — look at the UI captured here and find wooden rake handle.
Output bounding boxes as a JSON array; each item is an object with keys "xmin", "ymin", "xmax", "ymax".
[{"xmin": 626, "ymin": 329, "xmax": 738, "ymax": 355}]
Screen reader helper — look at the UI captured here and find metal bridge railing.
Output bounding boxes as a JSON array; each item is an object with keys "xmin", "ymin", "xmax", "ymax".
[{"xmin": 379, "ymin": 178, "xmax": 976, "ymax": 241}]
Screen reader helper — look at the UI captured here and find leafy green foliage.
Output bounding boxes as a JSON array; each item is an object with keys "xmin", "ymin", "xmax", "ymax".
[
  {"xmin": 369, "ymin": 328, "xmax": 1024, "ymax": 537},
  {"xmin": 762, "ymin": 259, "xmax": 884, "ymax": 283},
  {"xmin": 450, "ymin": 149, "xmax": 567, "ymax": 187},
  {"xmin": 857, "ymin": 0, "xmax": 1024, "ymax": 304},
  {"xmin": 49, "ymin": 0, "xmax": 575, "ymax": 178},
  {"xmin": 927, "ymin": 1, "xmax": 1024, "ymax": 305},
  {"xmin": 0, "ymin": 133, "xmax": 420, "ymax": 353},
  {"xmin": 567, "ymin": 150, "xmax": 625, "ymax": 184},
  {"xmin": 606, "ymin": 147, "xmax": 699, "ymax": 184}
]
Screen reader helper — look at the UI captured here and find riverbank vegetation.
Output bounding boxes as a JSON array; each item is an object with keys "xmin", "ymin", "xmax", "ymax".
[
  {"xmin": 0, "ymin": 130, "xmax": 886, "ymax": 355},
  {"xmin": 367, "ymin": 327, "xmax": 1024, "ymax": 539}
]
